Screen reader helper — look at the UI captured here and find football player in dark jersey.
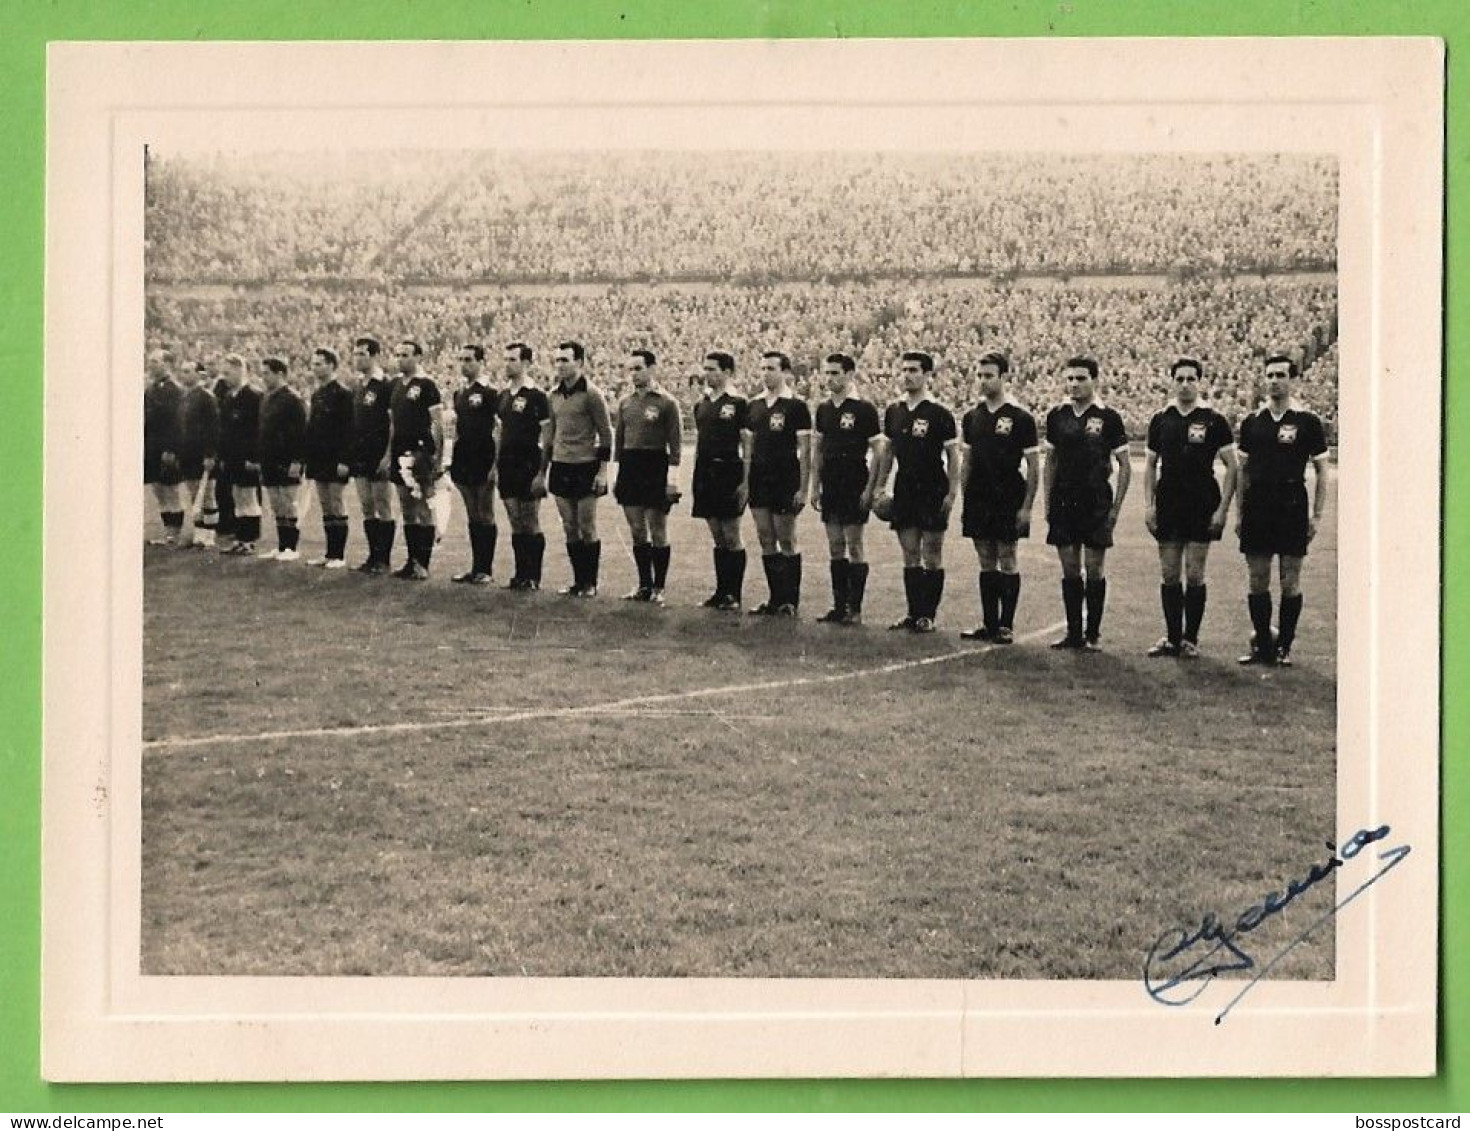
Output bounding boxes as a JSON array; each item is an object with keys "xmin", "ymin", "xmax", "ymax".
[
  {"xmin": 742, "ymin": 351, "xmax": 812, "ymax": 616},
  {"xmin": 872, "ymin": 351, "xmax": 961, "ymax": 633},
  {"xmin": 176, "ymin": 360, "xmax": 221, "ymax": 549},
  {"xmin": 958, "ymin": 352, "xmax": 1040, "ymax": 643},
  {"xmin": 1235, "ymin": 354, "xmax": 1331, "ymax": 666},
  {"xmin": 809, "ymin": 353, "xmax": 882, "ymax": 625},
  {"xmin": 386, "ymin": 340, "xmax": 445, "ymax": 579},
  {"xmin": 1142, "ymin": 357, "xmax": 1238, "ymax": 657},
  {"xmin": 614, "ymin": 350, "xmax": 683, "ymax": 604},
  {"xmin": 217, "ymin": 353, "xmax": 265, "ymax": 556},
  {"xmin": 1043, "ymin": 358, "xmax": 1131, "ymax": 650},
  {"xmin": 448, "ymin": 344, "xmax": 500, "ymax": 585},
  {"xmin": 545, "ymin": 341, "xmax": 614, "ymax": 597},
  {"xmin": 303, "ymin": 347, "xmax": 356, "ymax": 569},
  {"xmin": 692, "ymin": 351, "xmax": 750, "ymax": 610},
  {"xmin": 349, "ymin": 336, "xmax": 397, "ymax": 574},
  {"xmin": 143, "ymin": 348, "xmax": 185, "ymax": 546},
  {"xmin": 257, "ymin": 356, "xmax": 307, "ymax": 562},
  {"xmin": 209, "ymin": 360, "xmax": 236, "ymax": 543},
  {"xmin": 497, "ymin": 342, "xmax": 551, "ymax": 590}
]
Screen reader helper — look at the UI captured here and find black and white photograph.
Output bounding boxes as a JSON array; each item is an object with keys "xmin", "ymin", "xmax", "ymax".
[{"xmin": 44, "ymin": 39, "xmax": 1441, "ymax": 1080}]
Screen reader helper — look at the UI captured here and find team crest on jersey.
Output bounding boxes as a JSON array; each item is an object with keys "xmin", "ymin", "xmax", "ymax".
[
  {"xmin": 643, "ymin": 406, "xmax": 660, "ymax": 422},
  {"xmin": 718, "ymin": 402, "xmax": 736, "ymax": 420},
  {"xmin": 910, "ymin": 418, "xmax": 930, "ymax": 438},
  {"xmin": 363, "ymin": 392, "xmax": 376, "ymax": 407},
  {"xmin": 839, "ymin": 412, "xmax": 856, "ymax": 430},
  {"xmin": 1278, "ymin": 424, "xmax": 1298, "ymax": 444},
  {"xmin": 994, "ymin": 416, "xmax": 1014, "ymax": 436},
  {"xmin": 1084, "ymin": 416, "xmax": 1104, "ymax": 436},
  {"xmin": 407, "ymin": 385, "xmax": 422, "ymax": 401},
  {"xmin": 1188, "ymin": 421, "xmax": 1208, "ymax": 443},
  {"xmin": 468, "ymin": 393, "xmax": 483, "ymax": 407},
  {"xmin": 511, "ymin": 397, "xmax": 526, "ymax": 413},
  {"xmin": 769, "ymin": 412, "xmax": 786, "ymax": 431}
]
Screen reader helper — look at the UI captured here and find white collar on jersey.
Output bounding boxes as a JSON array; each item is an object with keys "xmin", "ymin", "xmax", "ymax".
[
  {"xmin": 1257, "ymin": 397, "xmax": 1309, "ymax": 420},
  {"xmin": 1062, "ymin": 398, "xmax": 1108, "ymax": 416}
]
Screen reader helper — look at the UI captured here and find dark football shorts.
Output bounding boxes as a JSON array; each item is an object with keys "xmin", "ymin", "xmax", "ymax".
[
  {"xmin": 261, "ymin": 461, "xmax": 301, "ymax": 489},
  {"xmin": 450, "ymin": 447, "xmax": 497, "ymax": 489},
  {"xmin": 1239, "ymin": 480, "xmax": 1311, "ymax": 558},
  {"xmin": 176, "ymin": 454, "xmax": 209, "ymax": 482},
  {"xmin": 496, "ymin": 450, "xmax": 542, "ymax": 501},
  {"xmin": 144, "ymin": 450, "xmax": 180, "ymax": 487},
  {"xmin": 962, "ymin": 475, "xmax": 1027, "ymax": 542},
  {"xmin": 389, "ymin": 446, "xmax": 435, "ymax": 490},
  {"xmin": 306, "ymin": 457, "xmax": 350, "ymax": 484},
  {"xmin": 889, "ymin": 472, "xmax": 951, "ymax": 533},
  {"xmin": 691, "ymin": 454, "xmax": 744, "ymax": 519},
  {"xmin": 614, "ymin": 449, "xmax": 672, "ymax": 510},
  {"xmin": 226, "ymin": 459, "xmax": 262, "ymax": 489},
  {"xmin": 1047, "ymin": 483, "xmax": 1115, "ymax": 549},
  {"xmin": 819, "ymin": 456, "xmax": 870, "ymax": 526},
  {"xmin": 1154, "ymin": 477, "xmax": 1223, "ymax": 544},
  {"xmin": 548, "ymin": 459, "xmax": 600, "ymax": 501},
  {"xmin": 748, "ymin": 457, "xmax": 801, "ymax": 514}
]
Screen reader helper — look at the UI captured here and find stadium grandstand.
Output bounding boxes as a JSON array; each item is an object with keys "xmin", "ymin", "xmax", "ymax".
[{"xmin": 145, "ymin": 149, "xmax": 1339, "ymax": 437}]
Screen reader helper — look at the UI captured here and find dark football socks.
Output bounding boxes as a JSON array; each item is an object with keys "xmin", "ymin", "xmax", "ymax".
[
  {"xmin": 1278, "ymin": 593, "xmax": 1303, "ymax": 652},
  {"xmin": 762, "ymin": 553, "xmax": 781, "ymax": 604},
  {"xmin": 846, "ymin": 561, "xmax": 869, "ymax": 615},
  {"xmin": 1084, "ymin": 577, "xmax": 1107, "ymax": 641},
  {"xmin": 727, "ymin": 548, "xmax": 746, "ymax": 601},
  {"xmin": 528, "ymin": 532, "xmax": 545, "ymax": 584},
  {"xmin": 980, "ymin": 569, "xmax": 1002, "ymax": 632},
  {"xmin": 785, "ymin": 553, "xmax": 802, "ymax": 609},
  {"xmin": 651, "ymin": 544, "xmax": 671, "ymax": 590},
  {"xmin": 999, "ymin": 571, "xmax": 1021, "ymax": 630},
  {"xmin": 276, "ymin": 519, "xmax": 299, "ymax": 553},
  {"xmin": 509, "ymin": 533, "xmax": 527, "ymax": 581},
  {"xmin": 162, "ymin": 511, "xmax": 184, "ymax": 534},
  {"xmin": 468, "ymin": 521, "xmax": 496, "ymax": 575},
  {"xmin": 234, "ymin": 515, "xmax": 261, "ymax": 545},
  {"xmin": 1183, "ymin": 584, "xmax": 1207, "ymax": 643},
  {"xmin": 380, "ymin": 520, "xmax": 397, "ymax": 565},
  {"xmin": 1161, "ymin": 582, "xmax": 1185, "ymax": 645},
  {"xmin": 712, "ymin": 547, "xmax": 727, "ymax": 596},
  {"xmin": 633, "ymin": 542, "xmax": 654, "ymax": 590},
  {"xmin": 567, "ymin": 540, "xmax": 584, "ymax": 588},
  {"xmin": 830, "ymin": 558, "xmax": 851, "ymax": 612},
  {"xmin": 324, "ymin": 516, "xmax": 348, "ymax": 560},
  {"xmin": 925, "ymin": 568, "xmax": 945, "ymax": 620},
  {"xmin": 1247, "ymin": 592, "xmax": 1275, "ymax": 655},
  {"xmin": 1061, "ymin": 576, "xmax": 1085, "ymax": 640},
  {"xmin": 903, "ymin": 566, "xmax": 923, "ymax": 620}
]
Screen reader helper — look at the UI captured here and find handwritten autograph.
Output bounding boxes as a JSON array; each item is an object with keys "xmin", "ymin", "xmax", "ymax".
[{"xmin": 1144, "ymin": 825, "xmax": 1411, "ymax": 1024}]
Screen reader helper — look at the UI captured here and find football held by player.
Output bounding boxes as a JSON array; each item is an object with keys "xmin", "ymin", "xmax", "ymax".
[
  {"xmin": 959, "ymin": 351, "xmax": 1040, "ymax": 643},
  {"xmin": 1142, "ymin": 357, "xmax": 1238, "ymax": 657},
  {"xmin": 1044, "ymin": 358, "xmax": 1131, "ymax": 650},
  {"xmin": 1235, "ymin": 354, "xmax": 1330, "ymax": 666}
]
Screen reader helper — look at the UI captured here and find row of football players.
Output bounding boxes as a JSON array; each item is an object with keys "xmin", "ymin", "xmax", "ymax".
[{"xmin": 142, "ymin": 338, "xmax": 1330, "ymax": 665}]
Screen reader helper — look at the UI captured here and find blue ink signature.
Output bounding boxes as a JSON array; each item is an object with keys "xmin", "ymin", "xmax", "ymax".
[{"xmin": 1143, "ymin": 825, "xmax": 1411, "ymax": 1024}]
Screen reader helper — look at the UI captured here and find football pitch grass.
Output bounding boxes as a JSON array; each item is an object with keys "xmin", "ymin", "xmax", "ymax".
[{"xmin": 142, "ymin": 460, "xmax": 1337, "ymax": 980}]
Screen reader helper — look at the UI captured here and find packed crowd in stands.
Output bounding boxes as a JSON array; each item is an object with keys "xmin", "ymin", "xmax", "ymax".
[
  {"xmin": 146, "ymin": 150, "xmax": 1338, "ymax": 283},
  {"xmin": 147, "ymin": 277, "xmax": 1339, "ymax": 439}
]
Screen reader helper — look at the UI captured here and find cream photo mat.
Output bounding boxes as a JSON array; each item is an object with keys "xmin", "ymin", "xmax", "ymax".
[{"xmin": 43, "ymin": 37, "xmax": 1443, "ymax": 1080}]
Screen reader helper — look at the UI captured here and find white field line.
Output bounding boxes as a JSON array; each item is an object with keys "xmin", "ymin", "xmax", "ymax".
[{"xmin": 143, "ymin": 618, "xmax": 1068, "ymax": 753}]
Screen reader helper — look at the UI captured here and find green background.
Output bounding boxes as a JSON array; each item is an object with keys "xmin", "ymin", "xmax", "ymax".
[{"xmin": 1, "ymin": 0, "xmax": 1461, "ymax": 1112}]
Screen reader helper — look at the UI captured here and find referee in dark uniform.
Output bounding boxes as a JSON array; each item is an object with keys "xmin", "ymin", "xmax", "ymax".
[
  {"xmin": 959, "ymin": 351, "xmax": 1040, "ymax": 644},
  {"xmin": 449, "ymin": 344, "xmax": 500, "ymax": 585},
  {"xmin": 809, "ymin": 353, "xmax": 881, "ymax": 625},
  {"xmin": 614, "ymin": 350, "xmax": 683, "ymax": 604},
  {"xmin": 742, "ymin": 351, "xmax": 811, "ymax": 616},
  {"xmin": 1043, "ymin": 357, "xmax": 1131, "ymax": 650},
  {"xmin": 218, "ymin": 354, "xmax": 264, "ymax": 556},
  {"xmin": 349, "ymin": 337, "xmax": 396, "ymax": 574},
  {"xmin": 387, "ymin": 340, "xmax": 444, "ymax": 580},
  {"xmin": 1235, "ymin": 353, "xmax": 1330, "ymax": 666},
  {"xmin": 1143, "ymin": 356, "xmax": 1238, "ymax": 657},
  {"xmin": 873, "ymin": 351, "xmax": 961, "ymax": 633},
  {"xmin": 693, "ymin": 351, "xmax": 749, "ymax": 610},
  {"xmin": 497, "ymin": 342, "xmax": 551, "ymax": 591},
  {"xmin": 303, "ymin": 347, "xmax": 355, "ymax": 569}
]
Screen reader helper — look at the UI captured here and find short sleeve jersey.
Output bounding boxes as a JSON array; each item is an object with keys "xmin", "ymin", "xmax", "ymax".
[
  {"xmin": 815, "ymin": 397, "xmax": 881, "ymax": 462},
  {"xmin": 962, "ymin": 401, "xmax": 1039, "ymax": 489},
  {"xmin": 694, "ymin": 392, "xmax": 747, "ymax": 460},
  {"xmin": 351, "ymin": 372, "xmax": 393, "ymax": 466},
  {"xmin": 1147, "ymin": 405, "xmax": 1233, "ymax": 489},
  {"xmin": 746, "ymin": 394, "xmax": 812, "ymax": 467},
  {"xmin": 453, "ymin": 381, "xmax": 500, "ymax": 461},
  {"xmin": 1045, "ymin": 403, "xmax": 1128, "ymax": 493},
  {"xmin": 498, "ymin": 385, "xmax": 551, "ymax": 460},
  {"xmin": 884, "ymin": 398, "xmax": 958, "ymax": 486},
  {"xmin": 390, "ymin": 374, "xmax": 442, "ymax": 453},
  {"xmin": 1237, "ymin": 407, "xmax": 1328, "ymax": 484}
]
